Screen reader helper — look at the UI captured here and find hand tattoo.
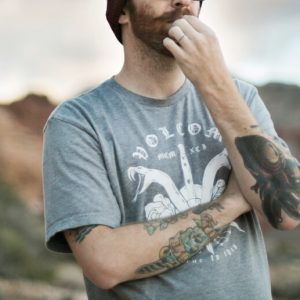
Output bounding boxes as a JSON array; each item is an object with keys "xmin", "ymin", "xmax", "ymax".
[
  {"xmin": 235, "ymin": 135, "xmax": 300, "ymax": 228},
  {"xmin": 137, "ymin": 213, "xmax": 226, "ymax": 274}
]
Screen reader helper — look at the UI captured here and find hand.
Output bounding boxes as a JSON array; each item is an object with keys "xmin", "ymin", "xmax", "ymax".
[{"xmin": 163, "ymin": 16, "xmax": 232, "ymax": 93}]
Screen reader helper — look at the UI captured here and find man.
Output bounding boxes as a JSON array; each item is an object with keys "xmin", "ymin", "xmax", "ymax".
[{"xmin": 43, "ymin": 0, "xmax": 300, "ymax": 299}]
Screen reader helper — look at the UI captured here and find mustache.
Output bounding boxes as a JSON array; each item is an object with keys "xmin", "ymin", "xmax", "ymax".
[{"xmin": 156, "ymin": 8, "xmax": 193, "ymax": 23}]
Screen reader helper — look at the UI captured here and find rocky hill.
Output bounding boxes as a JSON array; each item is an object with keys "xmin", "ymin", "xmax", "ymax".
[
  {"xmin": 259, "ymin": 83, "xmax": 300, "ymax": 129},
  {"xmin": 258, "ymin": 83, "xmax": 300, "ymax": 160},
  {"xmin": 0, "ymin": 94, "xmax": 55, "ymax": 212}
]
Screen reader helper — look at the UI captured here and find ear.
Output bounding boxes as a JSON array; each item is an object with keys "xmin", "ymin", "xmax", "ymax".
[{"xmin": 119, "ymin": 9, "xmax": 129, "ymax": 25}]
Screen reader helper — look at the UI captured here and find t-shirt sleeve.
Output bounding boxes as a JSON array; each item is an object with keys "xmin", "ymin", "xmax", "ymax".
[
  {"xmin": 43, "ymin": 117, "xmax": 121, "ymax": 253},
  {"xmin": 236, "ymin": 79, "xmax": 289, "ymax": 148}
]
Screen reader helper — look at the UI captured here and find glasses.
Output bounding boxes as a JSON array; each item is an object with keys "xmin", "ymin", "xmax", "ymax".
[{"xmin": 193, "ymin": 0, "xmax": 205, "ymax": 8}]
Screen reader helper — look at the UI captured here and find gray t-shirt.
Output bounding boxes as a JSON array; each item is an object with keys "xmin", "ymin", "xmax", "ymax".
[{"xmin": 43, "ymin": 78, "xmax": 276, "ymax": 300}]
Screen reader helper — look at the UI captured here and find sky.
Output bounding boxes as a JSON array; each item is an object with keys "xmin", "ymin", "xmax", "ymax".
[{"xmin": 0, "ymin": 0, "xmax": 299, "ymax": 104}]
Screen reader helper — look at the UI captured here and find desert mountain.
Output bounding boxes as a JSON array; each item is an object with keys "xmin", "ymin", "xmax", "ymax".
[
  {"xmin": 259, "ymin": 83, "xmax": 300, "ymax": 129},
  {"xmin": 0, "ymin": 94, "xmax": 55, "ymax": 212},
  {"xmin": 258, "ymin": 83, "xmax": 300, "ymax": 159}
]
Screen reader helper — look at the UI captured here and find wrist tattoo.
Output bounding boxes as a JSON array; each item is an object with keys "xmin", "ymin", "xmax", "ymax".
[{"xmin": 235, "ymin": 135, "xmax": 300, "ymax": 228}]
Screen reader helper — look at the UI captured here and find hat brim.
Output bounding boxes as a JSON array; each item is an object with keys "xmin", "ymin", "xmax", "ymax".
[{"xmin": 106, "ymin": 0, "xmax": 127, "ymax": 43}]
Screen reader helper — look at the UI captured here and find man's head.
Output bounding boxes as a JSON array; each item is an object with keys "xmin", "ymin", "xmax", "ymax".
[{"xmin": 106, "ymin": 0, "xmax": 203, "ymax": 45}]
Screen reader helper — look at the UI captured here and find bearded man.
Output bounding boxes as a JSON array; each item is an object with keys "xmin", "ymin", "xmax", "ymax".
[{"xmin": 43, "ymin": 1, "xmax": 300, "ymax": 299}]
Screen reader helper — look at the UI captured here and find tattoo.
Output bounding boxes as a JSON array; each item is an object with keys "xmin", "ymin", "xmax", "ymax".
[
  {"xmin": 192, "ymin": 201, "xmax": 225, "ymax": 215},
  {"xmin": 144, "ymin": 212, "xmax": 188, "ymax": 236},
  {"xmin": 235, "ymin": 135, "xmax": 300, "ymax": 228},
  {"xmin": 74, "ymin": 225, "xmax": 98, "ymax": 243},
  {"xmin": 136, "ymin": 213, "xmax": 226, "ymax": 274}
]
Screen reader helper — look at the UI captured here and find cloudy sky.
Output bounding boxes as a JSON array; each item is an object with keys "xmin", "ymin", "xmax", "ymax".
[{"xmin": 0, "ymin": 0, "xmax": 299, "ymax": 104}]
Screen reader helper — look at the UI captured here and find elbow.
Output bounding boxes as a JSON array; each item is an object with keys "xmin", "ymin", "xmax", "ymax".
[
  {"xmin": 83, "ymin": 259, "xmax": 126, "ymax": 290},
  {"xmin": 96, "ymin": 277, "xmax": 119, "ymax": 290},
  {"xmin": 274, "ymin": 218, "xmax": 300, "ymax": 231},
  {"xmin": 85, "ymin": 270, "xmax": 121, "ymax": 290}
]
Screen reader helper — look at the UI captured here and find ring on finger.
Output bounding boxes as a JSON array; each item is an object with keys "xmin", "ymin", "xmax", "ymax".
[{"xmin": 177, "ymin": 34, "xmax": 186, "ymax": 43}]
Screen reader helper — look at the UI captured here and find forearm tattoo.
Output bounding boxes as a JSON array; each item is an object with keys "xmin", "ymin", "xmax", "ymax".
[
  {"xmin": 235, "ymin": 135, "xmax": 300, "ymax": 228},
  {"xmin": 136, "ymin": 212, "xmax": 227, "ymax": 275},
  {"xmin": 73, "ymin": 225, "xmax": 98, "ymax": 243}
]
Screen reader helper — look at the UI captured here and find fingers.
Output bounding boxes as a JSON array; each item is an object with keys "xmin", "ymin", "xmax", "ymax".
[
  {"xmin": 182, "ymin": 15, "xmax": 216, "ymax": 38},
  {"xmin": 163, "ymin": 37, "xmax": 185, "ymax": 60},
  {"xmin": 164, "ymin": 17, "xmax": 218, "ymax": 70},
  {"xmin": 168, "ymin": 25, "xmax": 192, "ymax": 48},
  {"xmin": 165, "ymin": 20, "xmax": 195, "ymax": 58},
  {"xmin": 164, "ymin": 17, "xmax": 203, "ymax": 60},
  {"xmin": 171, "ymin": 16, "xmax": 215, "ymax": 42},
  {"xmin": 171, "ymin": 18, "xmax": 199, "ymax": 41}
]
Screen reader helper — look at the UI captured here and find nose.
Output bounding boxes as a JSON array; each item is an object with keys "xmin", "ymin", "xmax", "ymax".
[{"xmin": 171, "ymin": 0, "xmax": 193, "ymax": 8}]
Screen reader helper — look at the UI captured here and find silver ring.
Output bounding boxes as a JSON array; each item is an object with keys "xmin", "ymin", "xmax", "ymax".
[{"xmin": 178, "ymin": 34, "xmax": 185, "ymax": 43}]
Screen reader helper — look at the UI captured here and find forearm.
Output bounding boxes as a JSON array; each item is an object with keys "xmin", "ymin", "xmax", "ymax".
[
  {"xmin": 65, "ymin": 181, "xmax": 249, "ymax": 289},
  {"xmin": 198, "ymin": 80, "xmax": 300, "ymax": 230},
  {"xmin": 162, "ymin": 15, "xmax": 300, "ymax": 229},
  {"xmin": 162, "ymin": 15, "xmax": 300, "ymax": 230}
]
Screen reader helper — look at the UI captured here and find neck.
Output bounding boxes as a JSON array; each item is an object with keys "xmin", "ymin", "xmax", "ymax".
[{"xmin": 115, "ymin": 38, "xmax": 186, "ymax": 99}]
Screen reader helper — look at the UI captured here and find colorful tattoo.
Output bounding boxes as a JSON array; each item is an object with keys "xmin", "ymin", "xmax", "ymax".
[
  {"xmin": 144, "ymin": 212, "xmax": 188, "ymax": 236},
  {"xmin": 74, "ymin": 225, "xmax": 98, "ymax": 243},
  {"xmin": 136, "ymin": 213, "xmax": 226, "ymax": 274},
  {"xmin": 235, "ymin": 135, "xmax": 300, "ymax": 228}
]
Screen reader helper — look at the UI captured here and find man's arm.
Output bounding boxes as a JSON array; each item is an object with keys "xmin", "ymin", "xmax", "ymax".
[
  {"xmin": 64, "ymin": 175, "xmax": 250, "ymax": 289},
  {"xmin": 163, "ymin": 16, "xmax": 300, "ymax": 230}
]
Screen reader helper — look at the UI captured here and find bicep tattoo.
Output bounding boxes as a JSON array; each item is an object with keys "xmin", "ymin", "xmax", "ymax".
[
  {"xmin": 72, "ymin": 225, "xmax": 98, "ymax": 243},
  {"xmin": 235, "ymin": 135, "xmax": 300, "ymax": 228}
]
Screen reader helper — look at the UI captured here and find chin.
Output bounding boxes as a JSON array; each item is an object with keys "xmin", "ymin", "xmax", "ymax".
[
  {"xmin": 150, "ymin": 40, "xmax": 174, "ymax": 58},
  {"xmin": 159, "ymin": 47, "xmax": 174, "ymax": 58}
]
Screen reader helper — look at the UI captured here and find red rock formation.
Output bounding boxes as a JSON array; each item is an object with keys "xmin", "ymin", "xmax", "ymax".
[
  {"xmin": 0, "ymin": 95, "xmax": 56, "ymax": 212},
  {"xmin": 4, "ymin": 93, "xmax": 56, "ymax": 135}
]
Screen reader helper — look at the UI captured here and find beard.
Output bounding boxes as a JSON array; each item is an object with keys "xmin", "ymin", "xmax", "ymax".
[{"xmin": 128, "ymin": 3, "xmax": 196, "ymax": 58}]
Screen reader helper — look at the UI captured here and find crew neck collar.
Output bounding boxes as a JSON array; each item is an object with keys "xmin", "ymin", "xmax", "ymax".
[{"xmin": 108, "ymin": 76, "xmax": 191, "ymax": 107}]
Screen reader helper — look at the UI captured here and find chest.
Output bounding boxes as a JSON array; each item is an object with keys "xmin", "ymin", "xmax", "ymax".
[{"xmin": 97, "ymin": 100, "xmax": 231, "ymax": 222}]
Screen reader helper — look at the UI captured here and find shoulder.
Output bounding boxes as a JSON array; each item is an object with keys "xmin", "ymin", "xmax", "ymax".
[
  {"xmin": 233, "ymin": 78, "xmax": 258, "ymax": 101},
  {"xmin": 43, "ymin": 79, "xmax": 116, "ymax": 133}
]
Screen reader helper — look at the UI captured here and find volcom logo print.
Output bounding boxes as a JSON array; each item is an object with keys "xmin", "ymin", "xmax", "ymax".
[{"xmin": 132, "ymin": 122, "xmax": 222, "ymax": 162}]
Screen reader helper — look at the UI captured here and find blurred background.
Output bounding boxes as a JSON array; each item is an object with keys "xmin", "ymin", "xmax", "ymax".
[{"xmin": 0, "ymin": 0, "xmax": 299, "ymax": 299}]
